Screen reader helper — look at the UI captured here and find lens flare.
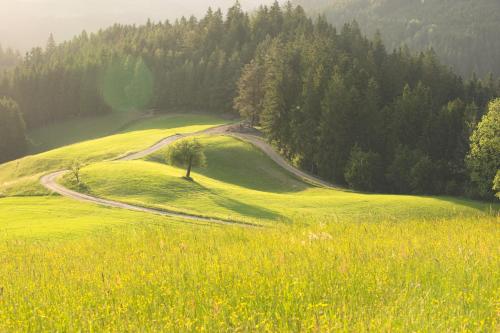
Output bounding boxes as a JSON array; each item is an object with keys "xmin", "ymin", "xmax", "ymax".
[{"xmin": 100, "ymin": 56, "xmax": 154, "ymax": 112}]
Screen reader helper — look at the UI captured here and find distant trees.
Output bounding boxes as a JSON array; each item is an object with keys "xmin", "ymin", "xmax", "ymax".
[
  {"xmin": 0, "ymin": 97, "xmax": 26, "ymax": 163},
  {"xmin": 466, "ymin": 99, "xmax": 500, "ymax": 199},
  {"xmin": 0, "ymin": 2, "xmax": 498, "ymax": 198},
  {"xmin": 293, "ymin": 0, "xmax": 500, "ymax": 78},
  {"xmin": 234, "ymin": 60, "xmax": 265, "ymax": 126},
  {"xmin": 0, "ymin": 45, "xmax": 20, "ymax": 72},
  {"xmin": 344, "ymin": 146, "xmax": 383, "ymax": 192},
  {"xmin": 232, "ymin": 5, "xmax": 499, "ymax": 197},
  {"xmin": 165, "ymin": 138, "xmax": 206, "ymax": 179}
]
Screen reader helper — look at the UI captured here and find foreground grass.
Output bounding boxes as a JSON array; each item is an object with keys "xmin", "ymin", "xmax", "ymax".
[
  {"xmin": 0, "ymin": 197, "xmax": 209, "ymax": 239},
  {"xmin": 0, "ymin": 114, "xmax": 225, "ymax": 196},
  {"xmin": 65, "ymin": 135, "xmax": 498, "ymax": 224},
  {"xmin": 0, "ymin": 215, "xmax": 497, "ymax": 331}
]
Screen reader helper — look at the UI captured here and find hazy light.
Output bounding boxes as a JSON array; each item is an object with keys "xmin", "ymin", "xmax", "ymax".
[{"xmin": 101, "ymin": 57, "xmax": 154, "ymax": 112}]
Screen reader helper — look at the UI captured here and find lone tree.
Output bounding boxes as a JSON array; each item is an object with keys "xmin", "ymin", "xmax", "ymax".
[
  {"xmin": 69, "ymin": 160, "xmax": 83, "ymax": 184},
  {"xmin": 165, "ymin": 138, "xmax": 206, "ymax": 179}
]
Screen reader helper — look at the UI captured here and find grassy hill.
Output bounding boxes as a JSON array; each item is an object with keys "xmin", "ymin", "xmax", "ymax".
[
  {"xmin": 26, "ymin": 110, "xmax": 147, "ymax": 154},
  {"xmin": 60, "ymin": 135, "xmax": 497, "ymax": 225},
  {"xmin": 0, "ymin": 114, "xmax": 226, "ymax": 197},
  {"xmin": 0, "ymin": 114, "xmax": 498, "ymax": 330}
]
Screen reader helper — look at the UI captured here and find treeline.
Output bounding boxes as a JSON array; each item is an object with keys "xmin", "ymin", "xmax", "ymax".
[
  {"xmin": 293, "ymin": 0, "xmax": 500, "ymax": 79},
  {"xmin": 232, "ymin": 8, "xmax": 499, "ymax": 198},
  {"xmin": 0, "ymin": 97, "xmax": 26, "ymax": 163},
  {"xmin": 0, "ymin": 45, "xmax": 20, "ymax": 73},
  {"xmin": 0, "ymin": 2, "xmax": 498, "ymax": 198}
]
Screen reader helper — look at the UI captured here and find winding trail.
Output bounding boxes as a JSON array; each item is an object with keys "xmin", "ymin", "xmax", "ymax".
[
  {"xmin": 40, "ymin": 123, "xmax": 336, "ymax": 225},
  {"xmin": 228, "ymin": 132, "xmax": 336, "ymax": 189}
]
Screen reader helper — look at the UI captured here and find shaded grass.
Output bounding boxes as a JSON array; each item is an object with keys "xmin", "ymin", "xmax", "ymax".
[
  {"xmin": 0, "ymin": 114, "xmax": 226, "ymax": 196},
  {"xmin": 0, "ymin": 215, "xmax": 497, "ymax": 331},
  {"xmin": 68, "ymin": 136, "xmax": 498, "ymax": 224}
]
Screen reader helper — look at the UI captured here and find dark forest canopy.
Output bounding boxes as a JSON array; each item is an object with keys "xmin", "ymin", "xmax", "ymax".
[
  {"xmin": 0, "ymin": 2, "xmax": 498, "ymax": 198},
  {"xmin": 293, "ymin": 0, "xmax": 500, "ymax": 79},
  {"xmin": 0, "ymin": 97, "xmax": 26, "ymax": 164}
]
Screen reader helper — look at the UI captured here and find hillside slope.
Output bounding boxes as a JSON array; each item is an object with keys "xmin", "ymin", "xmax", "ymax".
[
  {"xmin": 60, "ymin": 135, "xmax": 497, "ymax": 224},
  {"xmin": 294, "ymin": 0, "xmax": 500, "ymax": 78}
]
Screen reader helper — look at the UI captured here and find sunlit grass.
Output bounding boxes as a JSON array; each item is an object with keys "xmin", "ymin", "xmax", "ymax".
[
  {"xmin": 1, "ymin": 114, "xmax": 498, "ymax": 331},
  {"xmin": 0, "ymin": 196, "xmax": 208, "ymax": 239},
  {"xmin": 0, "ymin": 215, "xmax": 497, "ymax": 331},
  {"xmin": 64, "ymin": 135, "xmax": 498, "ymax": 224},
  {"xmin": 0, "ymin": 114, "xmax": 226, "ymax": 196}
]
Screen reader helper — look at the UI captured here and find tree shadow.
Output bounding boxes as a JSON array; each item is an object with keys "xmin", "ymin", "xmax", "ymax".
[
  {"xmin": 427, "ymin": 195, "xmax": 499, "ymax": 215},
  {"xmin": 194, "ymin": 181, "xmax": 285, "ymax": 221}
]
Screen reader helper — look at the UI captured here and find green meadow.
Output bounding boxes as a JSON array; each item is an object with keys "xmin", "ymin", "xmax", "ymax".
[
  {"xmin": 0, "ymin": 114, "xmax": 498, "ymax": 331},
  {"xmin": 0, "ymin": 114, "xmax": 225, "ymax": 196},
  {"xmin": 27, "ymin": 110, "xmax": 146, "ymax": 154},
  {"xmin": 62, "ymin": 135, "xmax": 497, "ymax": 225},
  {"xmin": 0, "ymin": 214, "xmax": 497, "ymax": 331}
]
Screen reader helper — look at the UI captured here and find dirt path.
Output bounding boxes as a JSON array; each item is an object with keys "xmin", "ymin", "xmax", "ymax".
[
  {"xmin": 40, "ymin": 123, "xmax": 335, "ymax": 225},
  {"xmin": 40, "ymin": 170, "xmax": 241, "ymax": 226},
  {"xmin": 228, "ymin": 132, "xmax": 337, "ymax": 189}
]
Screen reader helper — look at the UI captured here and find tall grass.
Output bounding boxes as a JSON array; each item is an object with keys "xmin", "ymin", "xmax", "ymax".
[{"xmin": 0, "ymin": 216, "xmax": 498, "ymax": 332}]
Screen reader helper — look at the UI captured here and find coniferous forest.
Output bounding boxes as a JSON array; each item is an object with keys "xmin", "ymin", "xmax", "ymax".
[
  {"xmin": 293, "ymin": 0, "xmax": 500, "ymax": 79},
  {"xmin": 0, "ymin": 2, "xmax": 499, "ymax": 199}
]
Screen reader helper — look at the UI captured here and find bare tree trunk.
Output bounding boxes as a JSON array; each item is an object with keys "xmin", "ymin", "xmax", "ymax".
[{"xmin": 186, "ymin": 155, "xmax": 193, "ymax": 178}]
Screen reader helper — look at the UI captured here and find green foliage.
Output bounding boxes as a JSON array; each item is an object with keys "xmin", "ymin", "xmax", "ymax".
[
  {"xmin": 0, "ymin": 97, "xmax": 26, "ymax": 163},
  {"xmin": 410, "ymin": 154, "xmax": 437, "ymax": 195},
  {"xmin": 294, "ymin": 0, "xmax": 500, "ymax": 78},
  {"xmin": 493, "ymin": 170, "xmax": 500, "ymax": 200},
  {"xmin": 466, "ymin": 99, "xmax": 500, "ymax": 199},
  {"xmin": 234, "ymin": 59, "xmax": 265, "ymax": 125},
  {"xmin": 344, "ymin": 145, "xmax": 383, "ymax": 192},
  {"xmin": 386, "ymin": 145, "xmax": 417, "ymax": 194},
  {"xmin": 69, "ymin": 160, "xmax": 84, "ymax": 184},
  {"xmin": 165, "ymin": 138, "xmax": 206, "ymax": 178},
  {"xmin": 1, "ymin": 2, "xmax": 498, "ymax": 197}
]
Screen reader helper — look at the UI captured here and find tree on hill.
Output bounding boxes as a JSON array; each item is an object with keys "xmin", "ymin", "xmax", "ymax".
[
  {"xmin": 165, "ymin": 138, "xmax": 206, "ymax": 180},
  {"xmin": 0, "ymin": 2, "xmax": 497, "ymax": 196},
  {"xmin": 466, "ymin": 99, "xmax": 500, "ymax": 199}
]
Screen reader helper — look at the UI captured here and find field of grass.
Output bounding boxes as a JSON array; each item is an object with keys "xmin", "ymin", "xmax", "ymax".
[
  {"xmin": 1, "ymin": 114, "xmax": 499, "ymax": 331},
  {"xmin": 0, "ymin": 196, "xmax": 210, "ymax": 239},
  {"xmin": 27, "ymin": 110, "xmax": 146, "ymax": 154},
  {"xmin": 0, "ymin": 114, "xmax": 226, "ymax": 196},
  {"xmin": 0, "ymin": 215, "xmax": 497, "ymax": 331},
  {"xmin": 62, "ymin": 135, "xmax": 498, "ymax": 224}
]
